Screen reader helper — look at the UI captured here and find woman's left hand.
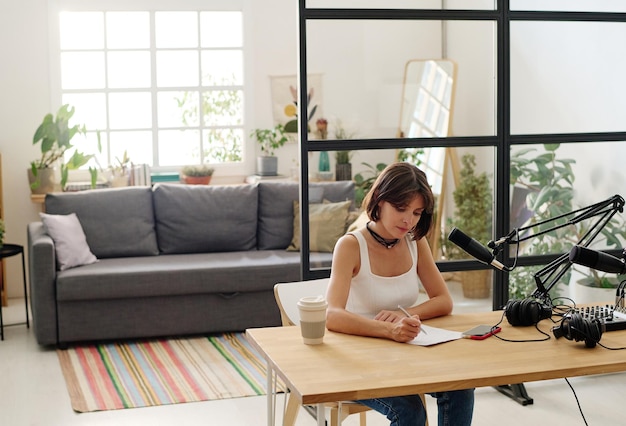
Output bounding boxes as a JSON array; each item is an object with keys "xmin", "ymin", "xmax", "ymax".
[{"xmin": 374, "ymin": 310, "xmax": 404, "ymax": 323}]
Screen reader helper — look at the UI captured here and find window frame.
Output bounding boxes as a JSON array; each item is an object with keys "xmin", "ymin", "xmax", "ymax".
[{"xmin": 48, "ymin": 0, "xmax": 253, "ymax": 178}]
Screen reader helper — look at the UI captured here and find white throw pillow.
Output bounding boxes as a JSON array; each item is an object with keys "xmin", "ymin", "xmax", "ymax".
[{"xmin": 40, "ymin": 212, "xmax": 98, "ymax": 271}]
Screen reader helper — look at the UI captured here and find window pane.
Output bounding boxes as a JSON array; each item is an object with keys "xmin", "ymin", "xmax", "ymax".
[
  {"xmin": 510, "ymin": 21, "xmax": 626, "ymax": 134},
  {"xmin": 155, "ymin": 12, "xmax": 198, "ymax": 48},
  {"xmin": 201, "ymin": 50, "xmax": 243, "ymax": 86},
  {"xmin": 158, "ymin": 91, "xmax": 199, "ymax": 127},
  {"xmin": 158, "ymin": 130, "xmax": 201, "ymax": 165},
  {"xmin": 109, "ymin": 92, "xmax": 152, "ymax": 129},
  {"xmin": 156, "ymin": 51, "xmax": 199, "ymax": 87},
  {"xmin": 61, "ymin": 93, "xmax": 107, "ymax": 130},
  {"xmin": 202, "ymin": 90, "xmax": 243, "ymax": 126},
  {"xmin": 110, "ymin": 131, "xmax": 154, "ymax": 165},
  {"xmin": 511, "ymin": 0, "xmax": 626, "ymax": 12},
  {"xmin": 60, "ymin": 12, "xmax": 104, "ymax": 50},
  {"xmin": 61, "ymin": 52, "xmax": 105, "ymax": 89},
  {"xmin": 200, "ymin": 12, "xmax": 242, "ymax": 47},
  {"xmin": 203, "ymin": 128, "xmax": 243, "ymax": 163},
  {"xmin": 108, "ymin": 51, "xmax": 151, "ymax": 88},
  {"xmin": 304, "ymin": 19, "xmax": 496, "ymax": 139},
  {"xmin": 106, "ymin": 12, "xmax": 150, "ymax": 49}
]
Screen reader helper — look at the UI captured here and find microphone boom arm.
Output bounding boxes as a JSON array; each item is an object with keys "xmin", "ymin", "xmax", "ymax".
[{"xmin": 490, "ymin": 194, "xmax": 625, "ymax": 300}]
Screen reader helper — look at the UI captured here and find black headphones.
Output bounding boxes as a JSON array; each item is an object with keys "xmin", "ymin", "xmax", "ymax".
[
  {"xmin": 552, "ymin": 312, "xmax": 605, "ymax": 348},
  {"xmin": 504, "ymin": 298, "xmax": 553, "ymax": 326}
]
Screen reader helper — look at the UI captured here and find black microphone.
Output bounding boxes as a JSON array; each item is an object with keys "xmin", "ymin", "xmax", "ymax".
[
  {"xmin": 569, "ymin": 246, "xmax": 626, "ymax": 274},
  {"xmin": 448, "ymin": 227, "xmax": 506, "ymax": 271}
]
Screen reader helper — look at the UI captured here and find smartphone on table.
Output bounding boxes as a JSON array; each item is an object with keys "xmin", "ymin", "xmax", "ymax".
[{"xmin": 462, "ymin": 325, "xmax": 501, "ymax": 340}]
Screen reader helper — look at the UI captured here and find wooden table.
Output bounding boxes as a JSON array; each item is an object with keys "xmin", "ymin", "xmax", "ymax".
[{"xmin": 246, "ymin": 309, "xmax": 626, "ymax": 425}]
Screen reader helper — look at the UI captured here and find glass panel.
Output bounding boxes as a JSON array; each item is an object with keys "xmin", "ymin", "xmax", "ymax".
[
  {"xmin": 201, "ymin": 50, "xmax": 243, "ymax": 86},
  {"xmin": 109, "ymin": 92, "xmax": 152, "ymax": 129},
  {"xmin": 156, "ymin": 51, "xmax": 199, "ymax": 87},
  {"xmin": 202, "ymin": 90, "xmax": 244, "ymax": 126},
  {"xmin": 511, "ymin": 0, "xmax": 626, "ymax": 12},
  {"xmin": 155, "ymin": 12, "xmax": 198, "ymax": 48},
  {"xmin": 509, "ymin": 142, "xmax": 626, "ymax": 256},
  {"xmin": 109, "ymin": 131, "xmax": 153, "ymax": 166},
  {"xmin": 158, "ymin": 130, "xmax": 201, "ymax": 166},
  {"xmin": 60, "ymin": 12, "xmax": 104, "ymax": 50},
  {"xmin": 107, "ymin": 51, "xmax": 151, "ymax": 88},
  {"xmin": 158, "ymin": 91, "xmax": 199, "ymax": 128},
  {"xmin": 306, "ymin": 0, "xmax": 496, "ymax": 10},
  {"xmin": 200, "ymin": 11, "xmax": 242, "ymax": 47},
  {"xmin": 203, "ymin": 128, "xmax": 243, "ymax": 163},
  {"xmin": 61, "ymin": 93, "xmax": 107, "ymax": 131},
  {"xmin": 304, "ymin": 20, "xmax": 496, "ymax": 139},
  {"xmin": 106, "ymin": 12, "xmax": 150, "ymax": 49},
  {"xmin": 510, "ymin": 21, "xmax": 626, "ymax": 134},
  {"xmin": 61, "ymin": 52, "xmax": 105, "ymax": 89}
]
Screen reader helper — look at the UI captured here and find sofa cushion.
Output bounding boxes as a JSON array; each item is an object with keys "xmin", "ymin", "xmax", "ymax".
[
  {"xmin": 39, "ymin": 212, "xmax": 98, "ymax": 270},
  {"xmin": 153, "ymin": 183, "xmax": 258, "ymax": 254},
  {"xmin": 257, "ymin": 181, "xmax": 355, "ymax": 250},
  {"xmin": 287, "ymin": 200, "xmax": 351, "ymax": 252},
  {"xmin": 45, "ymin": 187, "xmax": 159, "ymax": 258}
]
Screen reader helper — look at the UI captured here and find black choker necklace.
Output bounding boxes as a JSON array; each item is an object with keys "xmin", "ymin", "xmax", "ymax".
[{"xmin": 366, "ymin": 222, "xmax": 400, "ymax": 249}]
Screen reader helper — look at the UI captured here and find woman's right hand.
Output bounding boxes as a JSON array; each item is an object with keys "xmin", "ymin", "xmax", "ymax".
[{"xmin": 389, "ymin": 316, "xmax": 422, "ymax": 342}]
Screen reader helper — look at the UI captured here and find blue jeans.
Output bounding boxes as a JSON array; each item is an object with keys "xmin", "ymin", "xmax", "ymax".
[{"xmin": 357, "ymin": 389, "xmax": 474, "ymax": 426}]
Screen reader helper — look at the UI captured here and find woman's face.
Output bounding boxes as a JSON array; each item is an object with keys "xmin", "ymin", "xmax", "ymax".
[{"xmin": 378, "ymin": 194, "xmax": 425, "ymax": 238}]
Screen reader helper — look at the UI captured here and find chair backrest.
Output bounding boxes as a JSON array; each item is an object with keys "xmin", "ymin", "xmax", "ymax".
[{"xmin": 274, "ymin": 278, "xmax": 330, "ymax": 326}]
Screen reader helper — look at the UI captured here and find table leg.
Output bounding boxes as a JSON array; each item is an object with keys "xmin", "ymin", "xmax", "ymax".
[
  {"xmin": 317, "ymin": 404, "xmax": 325, "ymax": 426},
  {"xmin": 267, "ymin": 362, "xmax": 275, "ymax": 426}
]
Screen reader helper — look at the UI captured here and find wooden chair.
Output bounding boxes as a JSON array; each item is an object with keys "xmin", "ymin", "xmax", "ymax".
[{"xmin": 273, "ymin": 279, "xmax": 428, "ymax": 426}]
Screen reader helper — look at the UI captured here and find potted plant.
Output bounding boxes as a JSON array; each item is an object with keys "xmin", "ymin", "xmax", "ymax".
[
  {"xmin": 180, "ymin": 164, "xmax": 215, "ymax": 185},
  {"xmin": 443, "ymin": 153, "xmax": 493, "ymax": 298},
  {"xmin": 109, "ymin": 150, "xmax": 131, "ymax": 187},
  {"xmin": 335, "ymin": 151, "xmax": 353, "ymax": 181},
  {"xmin": 250, "ymin": 124, "xmax": 289, "ymax": 176},
  {"xmin": 29, "ymin": 104, "xmax": 91, "ymax": 193}
]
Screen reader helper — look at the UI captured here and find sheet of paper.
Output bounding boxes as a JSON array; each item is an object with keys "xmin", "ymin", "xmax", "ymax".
[{"xmin": 406, "ymin": 325, "xmax": 463, "ymax": 346}]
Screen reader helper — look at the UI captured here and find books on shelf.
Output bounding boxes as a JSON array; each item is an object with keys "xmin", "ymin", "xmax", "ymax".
[{"xmin": 129, "ymin": 163, "xmax": 151, "ymax": 186}]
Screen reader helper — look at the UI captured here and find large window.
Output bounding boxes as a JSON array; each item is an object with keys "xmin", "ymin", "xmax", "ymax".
[{"xmin": 52, "ymin": 2, "xmax": 245, "ymax": 173}]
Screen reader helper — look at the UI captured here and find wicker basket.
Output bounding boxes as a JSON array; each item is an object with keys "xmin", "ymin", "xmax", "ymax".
[{"xmin": 459, "ymin": 270, "xmax": 491, "ymax": 299}]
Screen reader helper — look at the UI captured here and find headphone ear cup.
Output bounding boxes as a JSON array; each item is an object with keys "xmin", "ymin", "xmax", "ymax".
[
  {"xmin": 505, "ymin": 299, "xmax": 522, "ymax": 326},
  {"xmin": 556, "ymin": 313, "xmax": 605, "ymax": 348},
  {"xmin": 505, "ymin": 298, "xmax": 552, "ymax": 326}
]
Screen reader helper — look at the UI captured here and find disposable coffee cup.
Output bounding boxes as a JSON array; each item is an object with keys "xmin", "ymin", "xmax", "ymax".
[{"xmin": 297, "ymin": 295, "xmax": 328, "ymax": 345}]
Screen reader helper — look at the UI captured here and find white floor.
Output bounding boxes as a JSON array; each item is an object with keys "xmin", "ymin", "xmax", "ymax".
[{"xmin": 1, "ymin": 281, "xmax": 625, "ymax": 426}]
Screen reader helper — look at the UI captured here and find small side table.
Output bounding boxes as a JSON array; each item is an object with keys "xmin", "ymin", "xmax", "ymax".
[{"xmin": 0, "ymin": 244, "xmax": 29, "ymax": 340}]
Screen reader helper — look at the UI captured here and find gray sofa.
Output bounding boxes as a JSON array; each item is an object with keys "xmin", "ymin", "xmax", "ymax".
[{"xmin": 27, "ymin": 180, "xmax": 355, "ymax": 346}]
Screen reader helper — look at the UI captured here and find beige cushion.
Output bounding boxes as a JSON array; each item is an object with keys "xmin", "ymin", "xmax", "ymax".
[
  {"xmin": 40, "ymin": 212, "xmax": 98, "ymax": 270},
  {"xmin": 347, "ymin": 210, "xmax": 369, "ymax": 233},
  {"xmin": 287, "ymin": 200, "xmax": 351, "ymax": 252}
]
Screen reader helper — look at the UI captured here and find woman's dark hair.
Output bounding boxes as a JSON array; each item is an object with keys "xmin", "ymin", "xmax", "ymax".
[{"xmin": 362, "ymin": 162, "xmax": 435, "ymax": 240}]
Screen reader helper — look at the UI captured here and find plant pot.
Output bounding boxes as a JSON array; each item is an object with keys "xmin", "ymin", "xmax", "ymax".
[
  {"xmin": 257, "ymin": 156, "xmax": 278, "ymax": 176},
  {"xmin": 459, "ymin": 270, "xmax": 491, "ymax": 299},
  {"xmin": 111, "ymin": 175, "xmax": 130, "ymax": 187},
  {"xmin": 182, "ymin": 175, "xmax": 212, "ymax": 185},
  {"xmin": 27, "ymin": 168, "xmax": 59, "ymax": 194},
  {"xmin": 335, "ymin": 163, "xmax": 352, "ymax": 181},
  {"xmin": 572, "ymin": 277, "xmax": 619, "ymax": 304}
]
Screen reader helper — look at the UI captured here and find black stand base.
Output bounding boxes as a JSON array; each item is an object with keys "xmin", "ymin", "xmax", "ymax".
[{"xmin": 494, "ymin": 383, "xmax": 534, "ymax": 406}]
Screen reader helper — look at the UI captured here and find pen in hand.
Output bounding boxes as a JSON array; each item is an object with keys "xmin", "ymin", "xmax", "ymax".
[{"xmin": 398, "ymin": 305, "xmax": 428, "ymax": 335}]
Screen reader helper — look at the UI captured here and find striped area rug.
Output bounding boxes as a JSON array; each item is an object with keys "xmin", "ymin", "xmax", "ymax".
[{"xmin": 57, "ymin": 333, "xmax": 275, "ymax": 412}]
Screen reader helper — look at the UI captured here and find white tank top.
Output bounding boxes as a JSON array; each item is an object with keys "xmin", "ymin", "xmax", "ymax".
[{"xmin": 345, "ymin": 230, "xmax": 421, "ymax": 319}]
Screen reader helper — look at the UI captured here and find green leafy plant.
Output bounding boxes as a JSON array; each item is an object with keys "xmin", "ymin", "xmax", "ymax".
[
  {"xmin": 335, "ymin": 150, "xmax": 352, "ymax": 164},
  {"xmin": 442, "ymin": 154, "xmax": 493, "ymax": 260},
  {"xmin": 354, "ymin": 162, "xmax": 387, "ymax": 207},
  {"xmin": 31, "ymin": 104, "xmax": 91, "ymax": 190},
  {"xmin": 250, "ymin": 124, "xmax": 289, "ymax": 157}
]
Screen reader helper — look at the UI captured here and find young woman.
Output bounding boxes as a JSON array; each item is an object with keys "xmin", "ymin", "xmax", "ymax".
[{"xmin": 326, "ymin": 162, "xmax": 474, "ymax": 426}]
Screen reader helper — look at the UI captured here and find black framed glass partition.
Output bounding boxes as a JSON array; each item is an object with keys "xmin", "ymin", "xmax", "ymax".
[{"xmin": 297, "ymin": 2, "xmax": 626, "ymax": 311}]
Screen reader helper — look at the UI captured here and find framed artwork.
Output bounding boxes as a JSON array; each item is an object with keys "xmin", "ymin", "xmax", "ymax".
[{"xmin": 270, "ymin": 73, "xmax": 324, "ymax": 133}]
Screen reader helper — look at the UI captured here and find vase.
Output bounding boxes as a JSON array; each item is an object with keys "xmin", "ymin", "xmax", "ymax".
[
  {"xmin": 27, "ymin": 167, "xmax": 59, "ymax": 194},
  {"xmin": 318, "ymin": 151, "xmax": 330, "ymax": 172},
  {"xmin": 257, "ymin": 156, "xmax": 278, "ymax": 176}
]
